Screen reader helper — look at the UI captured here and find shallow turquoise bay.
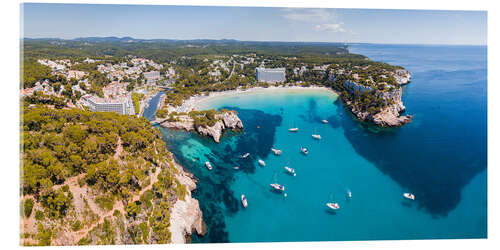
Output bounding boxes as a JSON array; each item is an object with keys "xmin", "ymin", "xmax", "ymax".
[{"xmin": 143, "ymin": 44, "xmax": 487, "ymax": 242}]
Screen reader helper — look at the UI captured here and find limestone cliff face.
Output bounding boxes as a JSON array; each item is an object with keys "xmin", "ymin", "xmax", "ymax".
[
  {"xmin": 343, "ymin": 81, "xmax": 411, "ymax": 127},
  {"xmin": 372, "ymin": 88, "xmax": 411, "ymax": 127},
  {"xmin": 169, "ymin": 163, "xmax": 206, "ymax": 243},
  {"xmin": 159, "ymin": 111, "xmax": 243, "ymax": 143},
  {"xmin": 159, "ymin": 115, "xmax": 195, "ymax": 131}
]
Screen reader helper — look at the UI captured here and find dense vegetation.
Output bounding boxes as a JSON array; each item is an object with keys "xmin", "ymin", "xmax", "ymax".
[
  {"xmin": 22, "ymin": 60, "xmax": 53, "ymax": 88},
  {"xmin": 21, "ymin": 106, "xmax": 186, "ymax": 245},
  {"xmin": 131, "ymin": 93, "xmax": 144, "ymax": 115}
]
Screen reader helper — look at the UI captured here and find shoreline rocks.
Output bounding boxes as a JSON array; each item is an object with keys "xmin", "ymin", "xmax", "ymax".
[
  {"xmin": 159, "ymin": 110, "xmax": 243, "ymax": 143},
  {"xmin": 392, "ymin": 69, "xmax": 411, "ymax": 85},
  {"xmin": 169, "ymin": 162, "xmax": 206, "ymax": 243}
]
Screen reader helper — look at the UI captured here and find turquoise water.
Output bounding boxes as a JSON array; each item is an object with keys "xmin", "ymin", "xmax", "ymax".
[{"xmin": 144, "ymin": 44, "xmax": 487, "ymax": 242}]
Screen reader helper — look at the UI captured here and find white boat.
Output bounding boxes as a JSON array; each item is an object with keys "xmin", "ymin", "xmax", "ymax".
[
  {"xmin": 241, "ymin": 194, "xmax": 248, "ymax": 208},
  {"xmin": 321, "ymin": 119, "xmax": 329, "ymax": 124},
  {"xmin": 271, "ymin": 148, "xmax": 282, "ymax": 155},
  {"xmin": 240, "ymin": 153, "xmax": 250, "ymax": 158},
  {"xmin": 301, "ymin": 147, "xmax": 309, "ymax": 155},
  {"xmin": 205, "ymin": 161, "xmax": 213, "ymax": 170},
  {"xmin": 312, "ymin": 134, "xmax": 322, "ymax": 140},
  {"xmin": 288, "ymin": 128, "xmax": 299, "ymax": 132},
  {"xmin": 233, "ymin": 166, "xmax": 239, "ymax": 170},
  {"xmin": 270, "ymin": 183, "xmax": 285, "ymax": 191},
  {"xmin": 403, "ymin": 193, "xmax": 415, "ymax": 200},
  {"xmin": 347, "ymin": 191, "xmax": 352, "ymax": 198},
  {"xmin": 258, "ymin": 159, "xmax": 266, "ymax": 167},
  {"xmin": 284, "ymin": 166, "xmax": 296, "ymax": 176},
  {"xmin": 326, "ymin": 202, "xmax": 340, "ymax": 210}
]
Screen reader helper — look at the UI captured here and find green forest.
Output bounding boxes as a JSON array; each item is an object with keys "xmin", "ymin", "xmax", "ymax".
[{"xmin": 21, "ymin": 106, "xmax": 185, "ymax": 245}]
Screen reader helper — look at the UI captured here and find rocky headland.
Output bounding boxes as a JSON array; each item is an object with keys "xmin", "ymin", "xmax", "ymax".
[
  {"xmin": 334, "ymin": 68, "xmax": 412, "ymax": 127},
  {"xmin": 157, "ymin": 110, "xmax": 243, "ymax": 143}
]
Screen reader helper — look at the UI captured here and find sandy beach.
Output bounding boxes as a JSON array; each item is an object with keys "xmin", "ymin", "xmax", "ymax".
[{"xmin": 174, "ymin": 85, "xmax": 338, "ymax": 113}]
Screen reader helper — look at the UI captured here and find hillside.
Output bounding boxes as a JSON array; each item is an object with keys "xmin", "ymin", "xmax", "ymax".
[{"xmin": 20, "ymin": 106, "xmax": 204, "ymax": 245}]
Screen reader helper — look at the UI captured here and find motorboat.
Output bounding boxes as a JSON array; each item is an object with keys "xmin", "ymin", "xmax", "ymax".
[
  {"xmin": 288, "ymin": 128, "xmax": 299, "ymax": 132},
  {"xmin": 240, "ymin": 153, "xmax": 250, "ymax": 159},
  {"xmin": 301, "ymin": 147, "xmax": 309, "ymax": 155},
  {"xmin": 258, "ymin": 159, "xmax": 266, "ymax": 167},
  {"xmin": 312, "ymin": 134, "xmax": 322, "ymax": 140},
  {"xmin": 205, "ymin": 161, "xmax": 213, "ymax": 170},
  {"xmin": 271, "ymin": 148, "xmax": 282, "ymax": 155},
  {"xmin": 321, "ymin": 119, "xmax": 328, "ymax": 124},
  {"xmin": 326, "ymin": 202, "xmax": 340, "ymax": 210},
  {"xmin": 241, "ymin": 194, "xmax": 248, "ymax": 208},
  {"xmin": 233, "ymin": 166, "xmax": 239, "ymax": 170},
  {"xmin": 284, "ymin": 166, "xmax": 296, "ymax": 176},
  {"xmin": 270, "ymin": 183, "xmax": 285, "ymax": 191},
  {"xmin": 403, "ymin": 193, "xmax": 415, "ymax": 200},
  {"xmin": 347, "ymin": 191, "xmax": 352, "ymax": 199}
]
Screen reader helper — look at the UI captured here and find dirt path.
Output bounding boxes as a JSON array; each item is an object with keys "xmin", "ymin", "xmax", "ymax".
[{"xmin": 22, "ymin": 137, "xmax": 164, "ymax": 245}]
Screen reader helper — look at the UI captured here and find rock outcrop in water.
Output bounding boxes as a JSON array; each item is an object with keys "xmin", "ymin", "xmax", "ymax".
[{"xmin": 159, "ymin": 110, "xmax": 243, "ymax": 143}]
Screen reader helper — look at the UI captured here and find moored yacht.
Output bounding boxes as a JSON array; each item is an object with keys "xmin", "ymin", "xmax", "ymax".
[
  {"xmin": 301, "ymin": 147, "xmax": 309, "ymax": 155},
  {"xmin": 270, "ymin": 183, "xmax": 285, "ymax": 191},
  {"xmin": 312, "ymin": 134, "xmax": 322, "ymax": 140},
  {"xmin": 258, "ymin": 159, "xmax": 266, "ymax": 166},
  {"xmin": 205, "ymin": 161, "xmax": 213, "ymax": 170},
  {"xmin": 284, "ymin": 166, "xmax": 296, "ymax": 176},
  {"xmin": 403, "ymin": 193, "xmax": 415, "ymax": 200},
  {"xmin": 241, "ymin": 194, "xmax": 248, "ymax": 208},
  {"xmin": 326, "ymin": 202, "xmax": 340, "ymax": 210},
  {"xmin": 271, "ymin": 148, "xmax": 282, "ymax": 155}
]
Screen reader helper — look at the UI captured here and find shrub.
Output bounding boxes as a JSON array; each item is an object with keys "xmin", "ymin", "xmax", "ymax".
[{"xmin": 22, "ymin": 198, "xmax": 35, "ymax": 217}]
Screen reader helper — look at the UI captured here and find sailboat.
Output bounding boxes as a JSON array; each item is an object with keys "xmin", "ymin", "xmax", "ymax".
[
  {"xmin": 270, "ymin": 183, "xmax": 285, "ymax": 192},
  {"xmin": 284, "ymin": 166, "xmax": 296, "ymax": 176},
  {"xmin": 403, "ymin": 193, "xmax": 415, "ymax": 200},
  {"xmin": 312, "ymin": 127, "xmax": 321, "ymax": 140},
  {"xmin": 205, "ymin": 161, "xmax": 213, "ymax": 171},
  {"xmin": 258, "ymin": 159, "xmax": 266, "ymax": 167},
  {"xmin": 326, "ymin": 193, "xmax": 340, "ymax": 210},
  {"xmin": 326, "ymin": 202, "xmax": 340, "ymax": 210},
  {"xmin": 288, "ymin": 120, "xmax": 299, "ymax": 132},
  {"xmin": 271, "ymin": 147, "xmax": 282, "ymax": 155},
  {"xmin": 301, "ymin": 147, "xmax": 309, "ymax": 155},
  {"xmin": 241, "ymin": 194, "xmax": 248, "ymax": 208}
]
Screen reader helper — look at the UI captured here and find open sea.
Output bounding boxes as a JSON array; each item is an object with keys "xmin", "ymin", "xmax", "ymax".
[{"xmin": 142, "ymin": 44, "xmax": 487, "ymax": 242}]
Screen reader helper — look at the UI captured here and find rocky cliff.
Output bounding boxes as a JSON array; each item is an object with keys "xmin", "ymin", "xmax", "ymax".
[
  {"xmin": 169, "ymin": 163, "xmax": 206, "ymax": 243},
  {"xmin": 159, "ymin": 110, "xmax": 243, "ymax": 143},
  {"xmin": 392, "ymin": 69, "xmax": 411, "ymax": 85},
  {"xmin": 342, "ymin": 77, "xmax": 412, "ymax": 127}
]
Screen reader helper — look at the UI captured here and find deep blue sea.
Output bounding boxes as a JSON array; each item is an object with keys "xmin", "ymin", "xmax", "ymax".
[{"xmin": 143, "ymin": 44, "xmax": 487, "ymax": 242}]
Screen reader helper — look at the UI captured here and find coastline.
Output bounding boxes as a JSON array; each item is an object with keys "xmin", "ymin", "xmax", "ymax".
[
  {"xmin": 169, "ymin": 159, "xmax": 206, "ymax": 243},
  {"xmin": 174, "ymin": 85, "xmax": 339, "ymax": 113}
]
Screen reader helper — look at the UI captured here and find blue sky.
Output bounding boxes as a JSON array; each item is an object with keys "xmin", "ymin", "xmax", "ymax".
[{"xmin": 21, "ymin": 3, "xmax": 487, "ymax": 45}]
